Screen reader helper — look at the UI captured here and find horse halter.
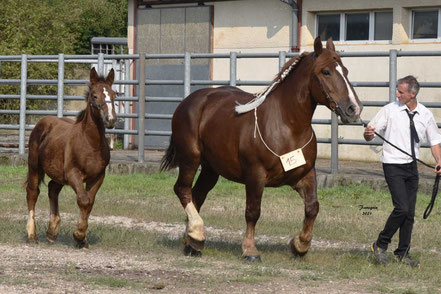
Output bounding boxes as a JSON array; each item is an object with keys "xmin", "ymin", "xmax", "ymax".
[{"xmin": 313, "ymin": 74, "xmax": 341, "ymax": 116}]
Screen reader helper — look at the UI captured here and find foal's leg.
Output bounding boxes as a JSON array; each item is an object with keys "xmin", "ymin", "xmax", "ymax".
[
  {"xmin": 73, "ymin": 173, "xmax": 105, "ymax": 248},
  {"xmin": 242, "ymin": 176, "xmax": 265, "ymax": 262},
  {"xmin": 25, "ymin": 168, "xmax": 41, "ymax": 243},
  {"xmin": 290, "ymin": 168, "xmax": 319, "ymax": 256},
  {"xmin": 46, "ymin": 180, "xmax": 63, "ymax": 242}
]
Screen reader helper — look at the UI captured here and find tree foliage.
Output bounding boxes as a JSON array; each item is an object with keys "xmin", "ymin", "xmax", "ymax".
[{"xmin": 0, "ymin": 0, "xmax": 128, "ymax": 123}]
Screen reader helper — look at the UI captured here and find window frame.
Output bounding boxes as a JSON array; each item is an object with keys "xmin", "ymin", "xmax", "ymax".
[
  {"xmin": 410, "ymin": 8, "xmax": 441, "ymax": 42},
  {"xmin": 315, "ymin": 10, "xmax": 393, "ymax": 44}
]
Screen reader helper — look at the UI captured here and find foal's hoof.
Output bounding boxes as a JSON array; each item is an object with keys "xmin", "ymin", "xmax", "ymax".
[
  {"xmin": 289, "ymin": 237, "xmax": 309, "ymax": 257},
  {"xmin": 46, "ymin": 231, "xmax": 58, "ymax": 243},
  {"xmin": 243, "ymin": 255, "xmax": 262, "ymax": 262},
  {"xmin": 183, "ymin": 245, "xmax": 202, "ymax": 257},
  {"xmin": 75, "ymin": 240, "xmax": 89, "ymax": 250},
  {"xmin": 26, "ymin": 237, "xmax": 39, "ymax": 245}
]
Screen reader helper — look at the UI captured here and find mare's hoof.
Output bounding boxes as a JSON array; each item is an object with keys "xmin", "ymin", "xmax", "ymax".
[
  {"xmin": 289, "ymin": 238, "xmax": 308, "ymax": 257},
  {"xmin": 183, "ymin": 245, "xmax": 202, "ymax": 257},
  {"xmin": 243, "ymin": 255, "xmax": 262, "ymax": 262}
]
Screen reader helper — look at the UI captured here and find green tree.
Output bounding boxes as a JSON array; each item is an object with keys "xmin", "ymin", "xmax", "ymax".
[{"xmin": 0, "ymin": 0, "xmax": 128, "ymax": 123}]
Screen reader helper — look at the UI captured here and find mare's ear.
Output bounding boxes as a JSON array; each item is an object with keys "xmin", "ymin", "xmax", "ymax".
[
  {"xmin": 90, "ymin": 67, "xmax": 99, "ymax": 84},
  {"xmin": 106, "ymin": 68, "xmax": 115, "ymax": 86},
  {"xmin": 314, "ymin": 36, "xmax": 323, "ymax": 57},
  {"xmin": 326, "ymin": 37, "xmax": 335, "ymax": 51}
]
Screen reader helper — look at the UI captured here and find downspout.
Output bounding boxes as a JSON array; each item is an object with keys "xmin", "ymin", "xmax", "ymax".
[{"xmin": 279, "ymin": 0, "xmax": 301, "ymax": 52}]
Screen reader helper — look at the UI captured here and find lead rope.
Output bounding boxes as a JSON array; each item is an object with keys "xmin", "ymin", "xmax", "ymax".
[
  {"xmin": 254, "ymin": 108, "xmax": 314, "ymax": 158},
  {"xmin": 361, "ymin": 117, "xmax": 440, "ymax": 219}
]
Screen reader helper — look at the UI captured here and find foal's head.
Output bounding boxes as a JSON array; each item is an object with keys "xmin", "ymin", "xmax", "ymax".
[
  {"xmin": 310, "ymin": 37, "xmax": 363, "ymax": 123},
  {"xmin": 88, "ymin": 67, "xmax": 117, "ymax": 128}
]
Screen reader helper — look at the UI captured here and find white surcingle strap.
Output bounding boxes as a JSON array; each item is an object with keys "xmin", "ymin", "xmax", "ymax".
[{"xmin": 234, "ymin": 61, "xmax": 297, "ymax": 114}]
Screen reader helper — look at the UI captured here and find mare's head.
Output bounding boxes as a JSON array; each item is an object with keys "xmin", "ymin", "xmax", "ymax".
[
  {"xmin": 88, "ymin": 67, "xmax": 117, "ymax": 128},
  {"xmin": 310, "ymin": 37, "xmax": 363, "ymax": 123}
]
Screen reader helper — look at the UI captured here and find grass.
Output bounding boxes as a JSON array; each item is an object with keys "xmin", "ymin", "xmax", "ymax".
[{"xmin": 1, "ymin": 165, "xmax": 441, "ymax": 292}]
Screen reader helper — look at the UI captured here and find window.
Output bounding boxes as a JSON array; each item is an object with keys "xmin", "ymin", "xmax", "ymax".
[
  {"xmin": 317, "ymin": 11, "xmax": 393, "ymax": 42},
  {"xmin": 412, "ymin": 9, "xmax": 441, "ymax": 40}
]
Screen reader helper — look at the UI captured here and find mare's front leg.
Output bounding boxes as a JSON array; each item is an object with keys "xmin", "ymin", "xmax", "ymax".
[
  {"xmin": 242, "ymin": 173, "xmax": 265, "ymax": 262},
  {"xmin": 290, "ymin": 167, "xmax": 319, "ymax": 256},
  {"xmin": 67, "ymin": 168, "xmax": 104, "ymax": 248},
  {"xmin": 46, "ymin": 180, "xmax": 64, "ymax": 242}
]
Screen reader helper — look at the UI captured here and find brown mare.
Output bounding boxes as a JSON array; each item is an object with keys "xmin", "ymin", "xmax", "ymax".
[
  {"xmin": 160, "ymin": 37, "xmax": 363, "ymax": 261},
  {"xmin": 25, "ymin": 67, "xmax": 117, "ymax": 248}
]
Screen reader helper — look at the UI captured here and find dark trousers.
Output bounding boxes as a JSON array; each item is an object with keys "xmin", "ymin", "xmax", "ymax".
[{"xmin": 377, "ymin": 162, "xmax": 419, "ymax": 257}]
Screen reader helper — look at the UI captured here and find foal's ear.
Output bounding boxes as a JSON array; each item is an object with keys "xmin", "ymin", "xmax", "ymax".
[
  {"xmin": 90, "ymin": 67, "xmax": 99, "ymax": 84},
  {"xmin": 326, "ymin": 37, "xmax": 335, "ymax": 51},
  {"xmin": 314, "ymin": 36, "xmax": 323, "ymax": 57},
  {"xmin": 106, "ymin": 69, "xmax": 115, "ymax": 86}
]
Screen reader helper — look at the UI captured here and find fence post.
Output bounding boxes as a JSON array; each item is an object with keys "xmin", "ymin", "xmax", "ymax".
[
  {"xmin": 389, "ymin": 49, "xmax": 398, "ymax": 102},
  {"xmin": 138, "ymin": 53, "xmax": 146, "ymax": 163},
  {"xmin": 279, "ymin": 51, "xmax": 286, "ymax": 71},
  {"xmin": 19, "ymin": 54, "xmax": 28, "ymax": 155},
  {"xmin": 184, "ymin": 52, "xmax": 191, "ymax": 97},
  {"xmin": 230, "ymin": 52, "xmax": 237, "ymax": 86},
  {"xmin": 98, "ymin": 53, "xmax": 105, "ymax": 76},
  {"xmin": 123, "ymin": 59, "xmax": 130, "ymax": 150},
  {"xmin": 331, "ymin": 112, "xmax": 339, "ymax": 174},
  {"xmin": 57, "ymin": 54, "xmax": 64, "ymax": 118}
]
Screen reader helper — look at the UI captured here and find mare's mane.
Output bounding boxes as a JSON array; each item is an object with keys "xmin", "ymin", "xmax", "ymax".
[
  {"xmin": 253, "ymin": 52, "xmax": 309, "ymax": 97},
  {"xmin": 75, "ymin": 75, "xmax": 108, "ymax": 123}
]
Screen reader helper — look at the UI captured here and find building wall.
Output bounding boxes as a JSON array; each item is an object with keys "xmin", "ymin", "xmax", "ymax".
[{"xmin": 130, "ymin": 0, "xmax": 441, "ymax": 162}]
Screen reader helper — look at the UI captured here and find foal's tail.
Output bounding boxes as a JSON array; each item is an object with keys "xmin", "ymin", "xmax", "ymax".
[{"xmin": 160, "ymin": 138, "xmax": 179, "ymax": 172}]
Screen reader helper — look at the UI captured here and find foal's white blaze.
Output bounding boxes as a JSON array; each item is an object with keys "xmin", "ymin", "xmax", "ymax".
[
  {"xmin": 103, "ymin": 88, "xmax": 114, "ymax": 119},
  {"xmin": 335, "ymin": 64, "xmax": 360, "ymax": 116}
]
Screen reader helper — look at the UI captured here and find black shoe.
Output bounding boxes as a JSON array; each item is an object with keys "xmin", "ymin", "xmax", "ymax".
[
  {"xmin": 396, "ymin": 254, "xmax": 420, "ymax": 267},
  {"xmin": 370, "ymin": 242, "xmax": 389, "ymax": 264}
]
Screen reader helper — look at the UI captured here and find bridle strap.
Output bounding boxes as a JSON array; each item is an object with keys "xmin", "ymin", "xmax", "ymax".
[{"xmin": 314, "ymin": 75, "xmax": 340, "ymax": 115}]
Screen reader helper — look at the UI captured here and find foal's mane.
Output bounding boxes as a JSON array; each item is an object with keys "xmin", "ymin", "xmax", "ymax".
[{"xmin": 75, "ymin": 75, "xmax": 108, "ymax": 123}]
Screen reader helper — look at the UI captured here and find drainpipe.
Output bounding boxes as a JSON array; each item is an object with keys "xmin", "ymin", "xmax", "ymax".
[{"xmin": 280, "ymin": 0, "xmax": 301, "ymax": 52}]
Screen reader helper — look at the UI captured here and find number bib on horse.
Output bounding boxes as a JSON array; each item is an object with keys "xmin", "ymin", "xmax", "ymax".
[{"xmin": 280, "ymin": 149, "xmax": 306, "ymax": 172}]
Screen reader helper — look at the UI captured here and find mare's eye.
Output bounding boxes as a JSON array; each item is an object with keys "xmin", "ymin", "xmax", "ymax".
[{"xmin": 322, "ymin": 70, "xmax": 330, "ymax": 76}]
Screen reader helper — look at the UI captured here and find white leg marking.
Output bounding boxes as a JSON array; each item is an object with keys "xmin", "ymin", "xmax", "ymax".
[
  {"xmin": 26, "ymin": 210, "xmax": 36, "ymax": 238},
  {"xmin": 184, "ymin": 202, "xmax": 205, "ymax": 241},
  {"xmin": 335, "ymin": 64, "xmax": 360, "ymax": 115},
  {"xmin": 103, "ymin": 88, "xmax": 114, "ymax": 120}
]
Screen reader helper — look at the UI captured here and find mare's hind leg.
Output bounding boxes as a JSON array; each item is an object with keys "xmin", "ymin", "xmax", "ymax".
[
  {"xmin": 26, "ymin": 169, "xmax": 41, "ymax": 243},
  {"xmin": 183, "ymin": 164, "xmax": 219, "ymax": 256},
  {"xmin": 174, "ymin": 158, "xmax": 206, "ymax": 255},
  {"xmin": 290, "ymin": 168, "xmax": 319, "ymax": 256},
  {"xmin": 46, "ymin": 180, "xmax": 63, "ymax": 242},
  {"xmin": 192, "ymin": 163, "xmax": 219, "ymax": 211}
]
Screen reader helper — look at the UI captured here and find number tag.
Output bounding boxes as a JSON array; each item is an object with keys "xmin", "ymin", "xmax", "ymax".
[{"xmin": 280, "ymin": 149, "xmax": 306, "ymax": 172}]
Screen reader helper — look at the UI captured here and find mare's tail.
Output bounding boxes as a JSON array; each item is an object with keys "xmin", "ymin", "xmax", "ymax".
[{"xmin": 160, "ymin": 138, "xmax": 178, "ymax": 171}]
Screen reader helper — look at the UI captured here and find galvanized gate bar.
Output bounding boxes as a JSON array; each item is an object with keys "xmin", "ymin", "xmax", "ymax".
[
  {"xmin": 57, "ymin": 54, "xmax": 64, "ymax": 118},
  {"xmin": 19, "ymin": 55, "xmax": 27, "ymax": 155},
  {"xmin": 331, "ymin": 112, "xmax": 339, "ymax": 174},
  {"xmin": 230, "ymin": 52, "xmax": 237, "ymax": 86},
  {"xmin": 184, "ymin": 52, "xmax": 191, "ymax": 98},
  {"xmin": 138, "ymin": 54, "xmax": 146, "ymax": 163},
  {"xmin": 389, "ymin": 49, "xmax": 397, "ymax": 102},
  {"xmin": 124, "ymin": 59, "xmax": 130, "ymax": 150}
]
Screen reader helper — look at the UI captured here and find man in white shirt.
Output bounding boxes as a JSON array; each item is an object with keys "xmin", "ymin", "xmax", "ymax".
[{"xmin": 364, "ymin": 75, "xmax": 441, "ymax": 266}]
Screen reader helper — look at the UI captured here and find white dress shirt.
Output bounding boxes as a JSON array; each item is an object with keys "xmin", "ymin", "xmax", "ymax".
[{"xmin": 368, "ymin": 100, "xmax": 441, "ymax": 164}]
